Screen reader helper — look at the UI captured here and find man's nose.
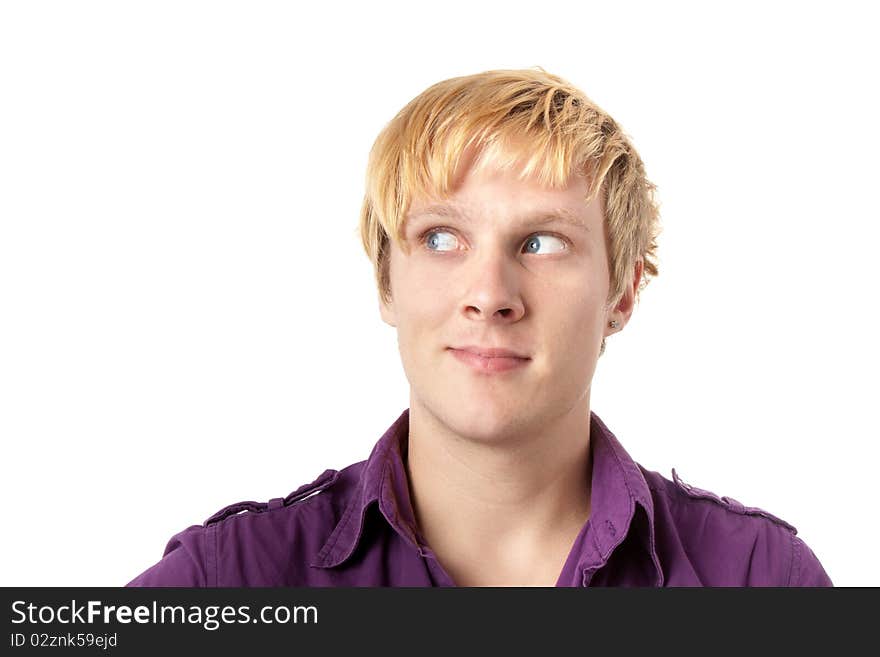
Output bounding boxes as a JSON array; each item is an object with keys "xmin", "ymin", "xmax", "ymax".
[{"xmin": 460, "ymin": 249, "xmax": 525, "ymax": 322}]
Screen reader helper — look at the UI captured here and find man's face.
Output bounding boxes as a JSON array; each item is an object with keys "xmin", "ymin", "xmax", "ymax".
[{"xmin": 380, "ymin": 159, "xmax": 625, "ymax": 445}]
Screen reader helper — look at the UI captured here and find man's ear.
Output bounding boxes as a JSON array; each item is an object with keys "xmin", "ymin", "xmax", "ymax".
[
  {"xmin": 379, "ymin": 292, "xmax": 397, "ymax": 328},
  {"xmin": 605, "ymin": 259, "xmax": 643, "ymax": 335}
]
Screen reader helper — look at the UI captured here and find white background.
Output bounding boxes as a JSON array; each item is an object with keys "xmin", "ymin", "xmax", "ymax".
[{"xmin": 1, "ymin": 1, "xmax": 877, "ymax": 587}]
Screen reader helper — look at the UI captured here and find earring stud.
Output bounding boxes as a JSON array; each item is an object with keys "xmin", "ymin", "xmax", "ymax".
[{"xmin": 609, "ymin": 320, "xmax": 619, "ymax": 328}]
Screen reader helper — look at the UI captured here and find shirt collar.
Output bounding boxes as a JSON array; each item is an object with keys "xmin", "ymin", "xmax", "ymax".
[
  {"xmin": 312, "ymin": 408, "xmax": 664, "ymax": 586},
  {"xmin": 312, "ymin": 408, "xmax": 421, "ymax": 569},
  {"xmin": 583, "ymin": 411, "xmax": 665, "ymax": 586}
]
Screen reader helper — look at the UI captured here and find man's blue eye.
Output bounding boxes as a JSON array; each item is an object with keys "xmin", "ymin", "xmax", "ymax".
[
  {"xmin": 523, "ymin": 235, "xmax": 566, "ymax": 254},
  {"xmin": 424, "ymin": 230, "xmax": 565, "ymax": 254},
  {"xmin": 425, "ymin": 231, "xmax": 458, "ymax": 251}
]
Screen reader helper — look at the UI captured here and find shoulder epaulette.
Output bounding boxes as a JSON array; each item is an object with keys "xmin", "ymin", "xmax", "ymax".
[
  {"xmin": 203, "ymin": 468, "xmax": 340, "ymax": 527},
  {"xmin": 671, "ymin": 468, "xmax": 797, "ymax": 534}
]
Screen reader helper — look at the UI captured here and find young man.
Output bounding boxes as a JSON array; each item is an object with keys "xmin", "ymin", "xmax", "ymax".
[{"xmin": 128, "ymin": 68, "xmax": 832, "ymax": 587}]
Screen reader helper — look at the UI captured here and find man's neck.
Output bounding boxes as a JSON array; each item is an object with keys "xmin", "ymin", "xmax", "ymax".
[{"xmin": 404, "ymin": 396, "xmax": 593, "ymax": 586}]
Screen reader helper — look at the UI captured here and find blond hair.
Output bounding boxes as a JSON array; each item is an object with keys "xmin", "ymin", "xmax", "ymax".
[{"xmin": 359, "ymin": 67, "xmax": 660, "ymax": 311}]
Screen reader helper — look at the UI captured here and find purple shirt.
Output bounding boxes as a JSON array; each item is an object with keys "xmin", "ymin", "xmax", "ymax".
[{"xmin": 128, "ymin": 409, "xmax": 832, "ymax": 587}]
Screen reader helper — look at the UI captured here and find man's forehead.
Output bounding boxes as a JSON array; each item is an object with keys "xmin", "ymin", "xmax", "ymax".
[{"xmin": 405, "ymin": 201, "xmax": 592, "ymax": 231}]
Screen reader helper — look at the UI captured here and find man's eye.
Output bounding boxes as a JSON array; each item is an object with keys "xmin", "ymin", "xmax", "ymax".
[
  {"xmin": 523, "ymin": 235, "xmax": 566, "ymax": 255},
  {"xmin": 424, "ymin": 230, "xmax": 459, "ymax": 252},
  {"xmin": 423, "ymin": 230, "xmax": 566, "ymax": 254}
]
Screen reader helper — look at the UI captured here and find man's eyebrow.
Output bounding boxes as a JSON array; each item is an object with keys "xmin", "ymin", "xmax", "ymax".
[{"xmin": 406, "ymin": 204, "xmax": 590, "ymax": 231}]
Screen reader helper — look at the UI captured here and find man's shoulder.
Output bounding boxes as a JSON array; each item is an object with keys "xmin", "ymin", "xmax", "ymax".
[
  {"xmin": 127, "ymin": 460, "xmax": 367, "ymax": 587},
  {"xmin": 642, "ymin": 466, "xmax": 798, "ymax": 534},
  {"xmin": 635, "ymin": 465, "xmax": 831, "ymax": 585},
  {"xmin": 198, "ymin": 457, "xmax": 373, "ymax": 539},
  {"xmin": 202, "ymin": 466, "xmax": 352, "ymax": 528}
]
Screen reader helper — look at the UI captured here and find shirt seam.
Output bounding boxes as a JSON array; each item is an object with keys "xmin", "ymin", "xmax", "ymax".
[
  {"xmin": 205, "ymin": 522, "xmax": 217, "ymax": 588},
  {"xmin": 658, "ymin": 475, "xmax": 797, "ymax": 533},
  {"xmin": 206, "ymin": 493, "xmax": 332, "ymax": 530},
  {"xmin": 788, "ymin": 532, "xmax": 801, "ymax": 586},
  {"xmin": 659, "ymin": 481, "xmax": 798, "ymax": 534}
]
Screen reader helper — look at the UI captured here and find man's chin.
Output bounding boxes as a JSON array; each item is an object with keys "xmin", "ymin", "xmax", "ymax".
[{"xmin": 431, "ymin": 399, "xmax": 540, "ymax": 446}]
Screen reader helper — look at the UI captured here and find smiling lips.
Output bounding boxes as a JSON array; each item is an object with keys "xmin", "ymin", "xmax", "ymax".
[{"xmin": 448, "ymin": 346, "xmax": 531, "ymax": 374}]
